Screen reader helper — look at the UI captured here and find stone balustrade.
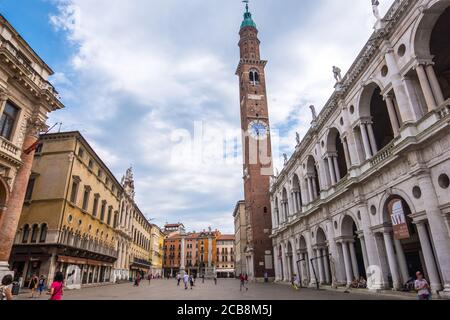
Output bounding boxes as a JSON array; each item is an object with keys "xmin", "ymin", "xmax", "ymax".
[
  {"xmin": 370, "ymin": 140, "xmax": 396, "ymax": 167},
  {"xmin": 0, "ymin": 136, "xmax": 20, "ymax": 160}
]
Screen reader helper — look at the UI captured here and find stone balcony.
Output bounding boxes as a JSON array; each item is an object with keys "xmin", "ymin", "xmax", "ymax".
[{"xmin": 0, "ymin": 136, "xmax": 22, "ymax": 165}]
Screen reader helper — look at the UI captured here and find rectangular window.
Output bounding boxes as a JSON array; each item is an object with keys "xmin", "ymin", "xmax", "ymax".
[
  {"xmin": 92, "ymin": 196, "xmax": 99, "ymax": 216},
  {"xmin": 78, "ymin": 147, "xmax": 84, "ymax": 158},
  {"xmin": 25, "ymin": 178, "xmax": 36, "ymax": 202},
  {"xmin": 82, "ymin": 187, "xmax": 90, "ymax": 211},
  {"xmin": 100, "ymin": 201, "xmax": 106, "ymax": 221},
  {"xmin": 107, "ymin": 206, "xmax": 112, "ymax": 225},
  {"xmin": 35, "ymin": 143, "xmax": 43, "ymax": 154},
  {"xmin": 0, "ymin": 101, "xmax": 20, "ymax": 140},
  {"xmin": 88, "ymin": 159, "xmax": 94, "ymax": 169},
  {"xmin": 70, "ymin": 181, "xmax": 79, "ymax": 204}
]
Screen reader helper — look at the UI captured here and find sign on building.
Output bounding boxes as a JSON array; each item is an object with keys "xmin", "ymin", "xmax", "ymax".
[{"xmin": 387, "ymin": 199, "xmax": 410, "ymax": 240}]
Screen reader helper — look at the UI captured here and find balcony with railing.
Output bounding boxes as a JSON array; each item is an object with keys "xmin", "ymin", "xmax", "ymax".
[{"xmin": 0, "ymin": 136, "xmax": 21, "ymax": 163}]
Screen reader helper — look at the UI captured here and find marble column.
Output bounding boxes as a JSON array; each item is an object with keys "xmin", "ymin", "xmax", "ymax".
[
  {"xmin": 417, "ymin": 172, "xmax": 450, "ymax": 292},
  {"xmin": 425, "ymin": 64, "xmax": 445, "ymax": 106},
  {"xmin": 359, "ymin": 124, "xmax": 372, "ymax": 159},
  {"xmin": 358, "ymin": 235, "xmax": 369, "ymax": 273},
  {"xmin": 322, "ymin": 249, "xmax": 330, "ymax": 284},
  {"xmin": 341, "ymin": 241, "xmax": 353, "ymax": 286},
  {"xmin": 332, "ymin": 156, "xmax": 341, "ymax": 181},
  {"xmin": 415, "ymin": 64, "xmax": 437, "ymax": 111},
  {"xmin": 327, "ymin": 158, "xmax": 337, "ymax": 186},
  {"xmin": 180, "ymin": 237, "xmax": 186, "ymax": 275},
  {"xmin": 307, "ymin": 178, "xmax": 314, "ymax": 202},
  {"xmin": 383, "ymin": 231, "xmax": 401, "ymax": 290},
  {"xmin": 326, "ymin": 220, "xmax": 344, "ymax": 285},
  {"xmin": 281, "ymin": 244, "xmax": 288, "ymax": 281},
  {"xmin": 384, "ymin": 95, "xmax": 400, "ymax": 136},
  {"xmin": 366, "ymin": 123, "xmax": 378, "ymax": 155},
  {"xmin": 311, "ymin": 178, "xmax": 318, "ymax": 200},
  {"xmin": 394, "ymin": 239, "xmax": 409, "ymax": 285},
  {"xmin": 342, "ymin": 138, "xmax": 352, "ymax": 169},
  {"xmin": 316, "ymin": 249, "xmax": 325, "ymax": 284},
  {"xmin": 349, "ymin": 241, "xmax": 360, "ymax": 279},
  {"xmin": 305, "ymin": 231, "xmax": 317, "ymax": 286},
  {"xmin": 273, "ymin": 245, "xmax": 279, "ymax": 281},
  {"xmin": 0, "ymin": 117, "xmax": 44, "ymax": 274},
  {"xmin": 416, "ymin": 222, "xmax": 443, "ymax": 292}
]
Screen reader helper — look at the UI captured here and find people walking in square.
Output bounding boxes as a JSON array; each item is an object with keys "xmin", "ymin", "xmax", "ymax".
[
  {"xmin": 48, "ymin": 272, "xmax": 64, "ymax": 301},
  {"xmin": 214, "ymin": 275, "xmax": 217, "ymax": 285},
  {"xmin": 38, "ymin": 275, "xmax": 46, "ymax": 296},
  {"xmin": 147, "ymin": 273, "xmax": 152, "ymax": 285},
  {"xmin": 29, "ymin": 274, "xmax": 39, "ymax": 299},
  {"xmin": 264, "ymin": 271, "xmax": 269, "ymax": 283},
  {"xmin": 183, "ymin": 273, "xmax": 189, "ymax": 290},
  {"xmin": 176, "ymin": 273, "xmax": 181, "ymax": 286},
  {"xmin": 189, "ymin": 275, "xmax": 194, "ymax": 290},
  {"xmin": 415, "ymin": 271, "xmax": 432, "ymax": 300},
  {"xmin": 0, "ymin": 274, "xmax": 14, "ymax": 301},
  {"xmin": 202, "ymin": 274, "xmax": 205, "ymax": 283}
]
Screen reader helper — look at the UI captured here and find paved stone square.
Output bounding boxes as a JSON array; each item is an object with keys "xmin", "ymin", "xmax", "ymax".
[{"xmin": 16, "ymin": 279, "xmax": 415, "ymax": 300}]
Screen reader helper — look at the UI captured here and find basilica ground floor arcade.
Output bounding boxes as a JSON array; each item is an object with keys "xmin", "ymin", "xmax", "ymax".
[{"xmin": 272, "ymin": 153, "xmax": 450, "ymax": 296}]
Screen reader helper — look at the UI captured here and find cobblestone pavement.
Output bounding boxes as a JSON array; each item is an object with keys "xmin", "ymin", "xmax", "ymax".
[{"xmin": 15, "ymin": 279, "xmax": 416, "ymax": 300}]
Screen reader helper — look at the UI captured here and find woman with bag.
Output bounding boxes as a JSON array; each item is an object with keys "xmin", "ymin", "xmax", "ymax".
[
  {"xmin": 414, "ymin": 271, "xmax": 432, "ymax": 300},
  {"xmin": 48, "ymin": 272, "xmax": 64, "ymax": 301}
]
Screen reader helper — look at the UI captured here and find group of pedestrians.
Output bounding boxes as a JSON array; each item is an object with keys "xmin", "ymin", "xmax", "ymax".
[
  {"xmin": 28, "ymin": 274, "xmax": 47, "ymax": 298},
  {"xmin": 0, "ymin": 272, "xmax": 64, "ymax": 301}
]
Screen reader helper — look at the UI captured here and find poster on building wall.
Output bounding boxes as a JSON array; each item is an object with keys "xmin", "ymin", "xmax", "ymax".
[{"xmin": 387, "ymin": 199, "xmax": 410, "ymax": 240}]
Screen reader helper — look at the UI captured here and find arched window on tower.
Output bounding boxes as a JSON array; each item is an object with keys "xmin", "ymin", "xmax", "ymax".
[{"xmin": 249, "ymin": 69, "xmax": 259, "ymax": 86}]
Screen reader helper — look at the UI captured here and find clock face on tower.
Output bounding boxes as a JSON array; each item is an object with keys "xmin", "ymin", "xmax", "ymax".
[{"xmin": 248, "ymin": 120, "xmax": 269, "ymax": 140}]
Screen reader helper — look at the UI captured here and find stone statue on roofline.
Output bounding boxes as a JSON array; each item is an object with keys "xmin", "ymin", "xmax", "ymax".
[
  {"xmin": 332, "ymin": 66, "xmax": 342, "ymax": 83},
  {"xmin": 372, "ymin": 0, "xmax": 381, "ymax": 21},
  {"xmin": 296, "ymin": 132, "xmax": 301, "ymax": 145},
  {"xmin": 309, "ymin": 105, "xmax": 317, "ymax": 121}
]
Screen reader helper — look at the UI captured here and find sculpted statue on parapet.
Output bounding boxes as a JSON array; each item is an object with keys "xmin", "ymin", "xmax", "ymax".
[
  {"xmin": 309, "ymin": 105, "xmax": 317, "ymax": 121},
  {"xmin": 332, "ymin": 66, "xmax": 342, "ymax": 83},
  {"xmin": 283, "ymin": 153, "xmax": 288, "ymax": 165},
  {"xmin": 296, "ymin": 132, "xmax": 300, "ymax": 145},
  {"xmin": 372, "ymin": 0, "xmax": 382, "ymax": 21}
]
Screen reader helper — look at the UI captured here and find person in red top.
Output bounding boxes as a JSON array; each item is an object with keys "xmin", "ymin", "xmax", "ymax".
[
  {"xmin": 240, "ymin": 274, "xmax": 248, "ymax": 292},
  {"xmin": 48, "ymin": 272, "xmax": 64, "ymax": 301}
]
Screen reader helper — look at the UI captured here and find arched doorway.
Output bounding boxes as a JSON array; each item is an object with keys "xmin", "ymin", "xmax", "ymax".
[
  {"xmin": 382, "ymin": 195, "xmax": 429, "ymax": 286},
  {"xmin": 341, "ymin": 215, "xmax": 366, "ymax": 282}
]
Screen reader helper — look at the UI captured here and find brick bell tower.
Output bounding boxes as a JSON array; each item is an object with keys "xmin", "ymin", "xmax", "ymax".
[{"xmin": 236, "ymin": 1, "xmax": 274, "ymax": 280}]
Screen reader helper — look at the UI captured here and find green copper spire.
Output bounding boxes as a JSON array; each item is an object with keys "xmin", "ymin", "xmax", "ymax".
[{"xmin": 240, "ymin": 0, "xmax": 257, "ymax": 29}]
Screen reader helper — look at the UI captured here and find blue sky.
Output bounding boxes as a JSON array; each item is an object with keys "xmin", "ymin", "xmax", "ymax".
[{"xmin": 0, "ymin": 0, "xmax": 393, "ymax": 233}]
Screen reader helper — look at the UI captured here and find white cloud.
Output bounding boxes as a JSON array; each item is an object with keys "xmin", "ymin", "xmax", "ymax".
[{"xmin": 48, "ymin": 0, "xmax": 395, "ymax": 231}]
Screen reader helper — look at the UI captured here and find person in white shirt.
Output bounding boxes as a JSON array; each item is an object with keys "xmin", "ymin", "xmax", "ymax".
[
  {"xmin": 414, "ymin": 271, "xmax": 431, "ymax": 300},
  {"xmin": 183, "ymin": 273, "xmax": 189, "ymax": 290}
]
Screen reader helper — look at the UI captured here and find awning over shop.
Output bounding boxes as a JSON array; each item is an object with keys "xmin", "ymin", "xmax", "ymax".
[{"xmin": 57, "ymin": 255, "xmax": 113, "ymax": 267}]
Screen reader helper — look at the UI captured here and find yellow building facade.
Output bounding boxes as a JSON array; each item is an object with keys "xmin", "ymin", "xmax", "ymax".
[
  {"xmin": 10, "ymin": 132, "xmax": 121, "ymax": 288},
  {"xmin": 150, "ymin": 224, "xmax": 164, "ymax": 277}
]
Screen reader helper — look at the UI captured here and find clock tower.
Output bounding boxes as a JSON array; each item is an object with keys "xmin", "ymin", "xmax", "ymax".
[{"xmin": 236, "ymin": 1, "xmax": 274, "ymax": 280}]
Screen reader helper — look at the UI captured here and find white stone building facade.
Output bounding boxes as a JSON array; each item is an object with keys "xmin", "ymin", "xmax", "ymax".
[{"xmin": 270, "ymin": 0, "xmax": 450, "ymax": 297}]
